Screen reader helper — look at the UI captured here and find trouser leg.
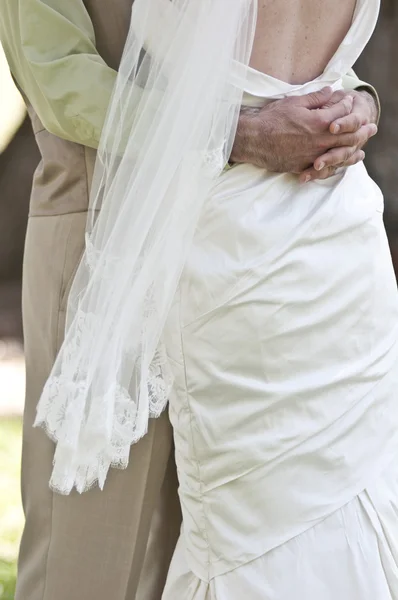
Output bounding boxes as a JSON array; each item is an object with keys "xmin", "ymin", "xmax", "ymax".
[{"xmin": 15, "ymin": 214, "xmax": 181, "ymax": 600}]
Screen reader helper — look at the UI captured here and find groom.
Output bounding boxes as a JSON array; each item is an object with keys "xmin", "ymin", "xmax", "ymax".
[{"xmin": 0, "ymin": 1, "xmax": 380, "ymax": 599}]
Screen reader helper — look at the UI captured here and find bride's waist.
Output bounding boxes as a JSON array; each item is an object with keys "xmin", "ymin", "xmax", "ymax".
[
  {"xmin": 205, "ymin": 161, "xmax": 383, "ymax": 242},
  {"xmin": 240, "ymin": 74, "xmax": 344, "ymax": 107}
]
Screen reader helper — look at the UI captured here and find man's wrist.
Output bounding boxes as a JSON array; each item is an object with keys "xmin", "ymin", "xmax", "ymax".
[
  {"xmin": 230, "ymin": 108, "xmax": 267, "ymax": 166},
  {"xmin": 355, "ymin": 87, "xmax": 380, "ymax": 125}
]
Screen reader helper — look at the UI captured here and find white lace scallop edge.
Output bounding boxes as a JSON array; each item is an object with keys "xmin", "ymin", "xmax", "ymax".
[{"xmin": 34, "ymin": 358, "xmax": 172, "ymax": 495}]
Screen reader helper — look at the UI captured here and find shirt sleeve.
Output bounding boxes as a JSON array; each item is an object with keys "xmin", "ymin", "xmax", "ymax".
[
  {"xmin": 0, "ymin": 0, "xmax": 118, "ymax": 149},
  {"xmin": 342, "ymin": 68, "xmax": 381, "ymax": 122},
  {"xmin": 0, "ymin": 1, "xmax": 381, "ymax": 148}
]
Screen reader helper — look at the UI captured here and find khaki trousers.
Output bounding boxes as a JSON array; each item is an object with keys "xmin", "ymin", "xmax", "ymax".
[{"xmin": 15, "ymin": 212, "xmax": 181, "ymax": 600}]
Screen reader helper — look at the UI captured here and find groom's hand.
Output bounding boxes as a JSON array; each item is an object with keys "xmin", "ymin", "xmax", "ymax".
[
  {"xmin": 231, "ymin": 87, "xmax": 377, "ymax": 179},
  {"xmin": 300, "ymin": 89, "xmax": 379, "ymax": 181}
]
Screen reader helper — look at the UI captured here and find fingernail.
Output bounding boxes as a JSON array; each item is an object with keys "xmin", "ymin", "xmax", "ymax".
[
  {"xmin": 302, "ymin": 174, "xmax": 311, "ymax": 183},
  {"xmin": 315, "ymin": 162, "xmax": 325, "ymax": 171},
  {"xmin": 331, "ymin": 123, "xmax": 340, "ymax": 134}
]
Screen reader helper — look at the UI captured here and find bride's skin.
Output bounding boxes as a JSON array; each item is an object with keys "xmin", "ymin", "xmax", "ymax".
[
  {"xmin": 251, "ymin": 0, "xmax": 357, "ymax": 84},
  {"xmin": 232, "ymin": 0, "xmax": 378, "ymax": 181}
]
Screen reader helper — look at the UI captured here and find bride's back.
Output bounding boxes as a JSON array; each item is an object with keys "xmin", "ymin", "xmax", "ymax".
[{"xmin": 251, "ymin": 0, "xmax": 357, "ymax": 83}]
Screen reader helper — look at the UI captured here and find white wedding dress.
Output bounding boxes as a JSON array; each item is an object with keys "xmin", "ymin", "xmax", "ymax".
[{"xmin": 161, "ymin": 0, "xmax": 398, "ymax": 597}]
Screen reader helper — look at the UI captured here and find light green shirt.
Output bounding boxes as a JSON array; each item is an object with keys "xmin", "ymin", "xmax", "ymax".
[{"xmin": 0, "ymin": 0, "xmax": 379, "ymax": 150}]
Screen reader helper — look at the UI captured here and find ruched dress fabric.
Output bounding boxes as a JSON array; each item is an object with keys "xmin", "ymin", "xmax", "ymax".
[{"xmin": 162, "ymin": 0, "xmax": 398, "ymax": 597}]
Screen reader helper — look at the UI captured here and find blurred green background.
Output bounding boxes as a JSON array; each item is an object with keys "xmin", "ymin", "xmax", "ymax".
[
  {"xmin": 0, "ymin": 3, "xmax": 397, "ymax": 599},
  {"xmin": 0, "ymin": 419, "xmax": 22, "ymax": 600}
]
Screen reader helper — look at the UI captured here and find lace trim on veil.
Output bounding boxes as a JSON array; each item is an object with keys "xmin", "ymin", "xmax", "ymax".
[
  {"xmin": 33, "ymin": 0, "xmax": 257, "ymax": 495},
  {"xmin": 35, "ymin": 307, "xmax": 173, "ymax": 494}
]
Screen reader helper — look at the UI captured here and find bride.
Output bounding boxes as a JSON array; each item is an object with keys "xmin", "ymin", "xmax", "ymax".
[{"xmin": 35, "ymin": 0, "xmax": 398, "ymax": 598}]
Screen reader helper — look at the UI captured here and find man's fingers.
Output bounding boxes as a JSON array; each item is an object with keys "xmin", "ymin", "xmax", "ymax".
[
  {"xmin": 299, "ymin": 165, "xmax": 337, "ymax": 183},
  {"xmin": 330, "ymin": 112, "xmax": 363, "ymax": 134},
  {"xmin": 313, "ymin": 166, "xmax": 341, "ymax": 181},
  {"xmin": 320, "ymin": 90, "xmax": 346, "ymax": 109},
  {"xmin": 317, "ymin": 95, "xmax": 353, "ymax": 127},
  {"xmin": 312, "ymin": 150, "xmax": 365, "ymax": 180},
  {"xmin": 299, "ymin": 149, "xmax": 366, "ymax": 183},
  {"xmin": 313, "ymin": 146, "xmax": 356, "ymax": 171},
  {"xmin": 333, "ymin": 123, "xmax": 378, "ymax": 147},
  {"xmin": 298, "ymin": 86, "xmax": 334, "ymax": 109},
  {"xmin": 343, "ymin": 149, "xmax": 366, "ymax": 167}
]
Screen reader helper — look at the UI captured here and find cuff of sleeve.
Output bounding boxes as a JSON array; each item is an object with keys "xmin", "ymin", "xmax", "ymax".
[{"xmin": 341, "ymin": 75, "xmax": 381, "ymax": 125}]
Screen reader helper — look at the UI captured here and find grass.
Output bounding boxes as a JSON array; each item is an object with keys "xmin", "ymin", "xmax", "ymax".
[{"xmin": 0, "ymin": 418, "xmax": 23, "ymax": 600}]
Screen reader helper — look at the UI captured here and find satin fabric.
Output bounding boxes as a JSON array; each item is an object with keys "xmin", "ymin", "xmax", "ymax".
[
  {"xmin": 163, "ymin": 0, "xmax": 398, "ymax": 595},
  {"xmin": 163, "ymin": 457, "xmax": 398, "ymax": 600}
]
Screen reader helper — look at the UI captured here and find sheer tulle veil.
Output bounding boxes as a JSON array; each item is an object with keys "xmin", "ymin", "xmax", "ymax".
[{"xmin": 34, "ymin": 0, "xmax": 257, "ymax": 494}]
